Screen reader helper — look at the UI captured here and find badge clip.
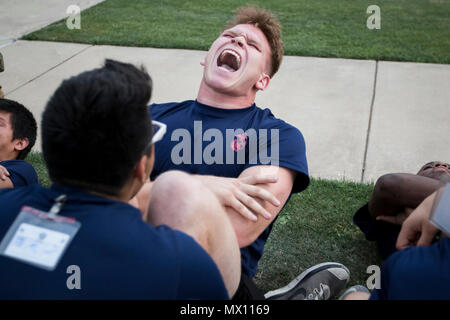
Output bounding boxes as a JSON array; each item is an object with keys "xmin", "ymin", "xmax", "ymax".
[{"xmin": 48, "ymin": 194, "xmax": 67, "ymax": 219}]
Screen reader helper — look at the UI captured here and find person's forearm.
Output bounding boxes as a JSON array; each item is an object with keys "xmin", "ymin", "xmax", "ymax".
[
  {"xmin": 194, "ymin": 174, "xmax": 273, "ymax": 247},
  {"xmin": 193, "ymin": 174, "xmax": 224, "ymax": 187},
  {"xmin": 369, "ymin": 173, "xmax": 440, "ymax": 218},
  {"xmin": 225, "ymin": 197, "xmax": 285, "ymax": 248},
  {"xmin": 193, "ymin": 169, "xmax": 291, "ymax": 248},
  {"xmin": 231, "ymin": 166, "xmax": 294, "ymax": 247}
]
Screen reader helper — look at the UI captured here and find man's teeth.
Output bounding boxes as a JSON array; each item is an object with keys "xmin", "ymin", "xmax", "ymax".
[
  {"xmin": 221, "ymin": 50, "xmax": 241, "ymax": 64},
  {"xmin": 220, "ymin": 49, "xmax": 240, "ymax": 68}
]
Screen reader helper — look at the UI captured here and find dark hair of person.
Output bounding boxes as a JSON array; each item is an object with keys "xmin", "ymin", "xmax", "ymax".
[
  {"xmin": 0, "ymin": 98, "xmax": 37, "ymax": 160},
  {"xmin": 41, "ymin": 59, "xmax": 153, "ymax": 195}
]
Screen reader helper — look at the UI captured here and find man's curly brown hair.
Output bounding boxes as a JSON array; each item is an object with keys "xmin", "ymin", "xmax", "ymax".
[{"xmin": 224, "ymin": 6, "xmax": 283, "ymax": 78}]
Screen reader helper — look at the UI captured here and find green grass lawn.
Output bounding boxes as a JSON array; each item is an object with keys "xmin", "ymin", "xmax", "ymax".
[
  {"xmin": 26, "ymin": 152, "xmax": 51, "ymax": 187},
  {"xmin": 23, "ymin": 0, "xmax": 450, "ymax": 64},
  {"xmin": 25, "ymin": 152, "xmax": 381, "ymax": 294},
  {"xmin": 253, "ymin": 178, "xmax": 381, "ymax": 293}
]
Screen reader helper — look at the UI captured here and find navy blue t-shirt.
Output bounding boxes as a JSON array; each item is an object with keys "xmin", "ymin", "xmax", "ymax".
[
  {"xmin": 0, "ymin": 160, "xmax": 38, "ymax": 187},
  {"xmin": 0, "ymin": 184, "xmax": 228, "ymax": 299},
  {"xmin": 370, "ymin": 237, "xmax": 450, "ymax": 300},
  {"xmin": 150, "ymin": 100, "xmax": 309, "ymax": 277},
  {"xmin": 353, "ymin": 203, "xmax": 401, "ymax": 260}
]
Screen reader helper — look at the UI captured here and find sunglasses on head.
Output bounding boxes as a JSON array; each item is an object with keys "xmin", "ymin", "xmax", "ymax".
[{"xmin": 151, "ymin": 120, "xmax": 167, "ymax": 144}]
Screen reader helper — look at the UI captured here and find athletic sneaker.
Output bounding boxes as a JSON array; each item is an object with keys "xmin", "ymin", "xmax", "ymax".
[
  {"xmin": 338, "ymin": 285, "xmax": 370, "ymax": 300},
  {"xmin": 264, "ymin": 262, "xmax": 350, "ymax": 300}
]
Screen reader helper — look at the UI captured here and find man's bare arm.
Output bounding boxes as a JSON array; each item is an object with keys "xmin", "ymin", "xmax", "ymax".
[
  {"xmin": 369, "ymin": 173, "xmax": 440, "ymax": 219},
  {"xmin": 131, "ymin": 171, "xmax": 280, "ymax": 222},
  {"xmin": 196, "ymin": 173, "xmax": 281, "ymax": 222},
  {"xmin": 135, "ymin": 167, "xmax": 295, "ymax": 247},
  {"xmin": 224, "ymin": 165, "xmax": 296, "ymax": 248}
]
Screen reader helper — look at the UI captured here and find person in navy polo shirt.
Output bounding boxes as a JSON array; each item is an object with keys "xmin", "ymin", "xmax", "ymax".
[
  {"xmin": 353, "ymin": 161, "xmax": 450, "ymax": 259},
  {"xmin": 343, "ymin": 188, "xmax": 450, "ymax": 300},
  {"xmin": 0, "ymin": 59, "xmax": 241, "ymax": 299},
  {"xmin": 136, "ymin": 6, "xmax": 351, "ymax": 300},
  {"xmin": 0, "ymin": 99, "xmax": 38, "ymax": 188}
]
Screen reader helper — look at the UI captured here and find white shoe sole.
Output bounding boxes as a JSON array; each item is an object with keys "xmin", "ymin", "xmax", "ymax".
[{"xmin": 264, "ymin": 262, "xmax": 350, "ymax": 299}]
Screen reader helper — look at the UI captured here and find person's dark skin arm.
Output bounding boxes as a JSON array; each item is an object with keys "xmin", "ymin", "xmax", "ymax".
[{"xmin": 368, "ymin": 173, "xmax": 440, "ymax": 219}]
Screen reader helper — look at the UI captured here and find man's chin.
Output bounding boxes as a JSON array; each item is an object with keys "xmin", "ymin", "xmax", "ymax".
[
  {"xmin": 204, "ymin": 76, "xmax": 238, "ymax": 93},
  {"xmin": 207, "ymin": 68, "xmax": 237, "ymax": 81}
]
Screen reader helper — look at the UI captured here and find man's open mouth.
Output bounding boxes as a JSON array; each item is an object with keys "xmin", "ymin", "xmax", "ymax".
[{"xmin": 217, "ymin": 49, "xmax": 241, "ymax": 72}]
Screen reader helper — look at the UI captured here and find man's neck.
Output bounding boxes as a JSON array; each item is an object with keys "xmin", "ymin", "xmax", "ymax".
[
  {"xmin": 88, "ymin": 190, "xmax": 124, "ymax": 203},
  {"xmin": 90, "ymin": 179, "xmax": 142, "ymax": 207},
  {"xmin": 197, "ymin": 81, "xmax": 256, "ymax": 109},
  {"xmin": 0, "ymin": 150, "xmax": 20, "ymax": 162},
  {"xmin": 0, "ymin": 154, "xmax": 18, "ymax": 162},
  {"xmin": 54, "ymin": 180, "xmax": 133, "ymax": 204}
]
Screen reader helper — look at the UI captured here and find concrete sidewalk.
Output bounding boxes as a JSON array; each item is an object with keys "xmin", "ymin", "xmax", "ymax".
[
  {"xmin": 0, "ymin": 0, "xmax": 104, "ymax": 40},
  {"xmin": 1, "ymin": 40, "xmax": 449, "ymax": 183}
]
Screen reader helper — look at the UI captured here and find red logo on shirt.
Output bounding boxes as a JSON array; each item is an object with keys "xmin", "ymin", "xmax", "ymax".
[{"xmin": 230, "ymin": 133, "xmax": 248, "ymax": 152}]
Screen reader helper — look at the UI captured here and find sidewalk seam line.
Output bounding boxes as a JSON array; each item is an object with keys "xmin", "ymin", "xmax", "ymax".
[
  {"xmin": 5, "ymin": 44, "xmax": 94, "ymax": 96},
  {"xmin": 361, "ymin": 60, "xmax": 378, "ymax": 183}
]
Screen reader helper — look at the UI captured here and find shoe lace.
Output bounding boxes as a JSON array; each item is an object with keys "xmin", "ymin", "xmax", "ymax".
[{"xmin": 305, "ymin": 283, "xmax": 330, "ymax": 300}]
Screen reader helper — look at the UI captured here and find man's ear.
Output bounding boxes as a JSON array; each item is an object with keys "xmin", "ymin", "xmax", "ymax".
[
  {"xmin": 255, "ymin": 73, "xmax": 270, "ymax": 91},
  {"xmin": 13, "ymin": 138, "xmax": 29, "ymax": 152},
  {"xmin": 201, "ymin": 53, "xmax": 210, "ymax": 67},
  {"xmin": 134, "ymin": 155, "xmax": 149, "ymax": 184},
  {"xmin": 134, "ymin": 146, "xmax": 155, "ymax": 184},
  {"xmin": 145, "ymin": 145, "xmax": 155, "ymax": 177}
]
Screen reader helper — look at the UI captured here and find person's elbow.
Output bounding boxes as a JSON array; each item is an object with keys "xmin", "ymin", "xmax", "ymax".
[{"xmin": 374, "ymin": 173, "xmax": 403, "ymax": 197}]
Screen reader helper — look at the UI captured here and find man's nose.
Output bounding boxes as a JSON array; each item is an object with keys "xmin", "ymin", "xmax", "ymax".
[
  {"xmin": 433, "ymin": 162, "xmax": 449, "ymax": 168},
  {"xmin": 231, "ymin": 36, "xmax": 245, "ymax": 48}
]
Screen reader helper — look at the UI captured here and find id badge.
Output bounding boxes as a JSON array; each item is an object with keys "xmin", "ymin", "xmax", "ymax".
[{"xmin": 0, "ymin": 205, "xmax": 81, "ymax": 271}]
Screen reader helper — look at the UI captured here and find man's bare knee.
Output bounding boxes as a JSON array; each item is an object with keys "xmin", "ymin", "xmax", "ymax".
[
  {"xmin": 151, "ymin": 170, "xmax": 211, "ymax": 202},
  {"xmin": 147, "ymin": 171, "xmax": 216, "ymax": 225}
]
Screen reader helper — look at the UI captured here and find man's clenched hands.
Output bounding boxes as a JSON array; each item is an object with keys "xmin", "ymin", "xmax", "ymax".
[{"xmin": 197, "ymin": 174, "xmax": 281, "ymax": 221}]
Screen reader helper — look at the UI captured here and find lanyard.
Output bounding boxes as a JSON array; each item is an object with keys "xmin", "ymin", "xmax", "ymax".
[{"xmin": 48, "ymin": 194, "xmax": 68, "ymax": 218}]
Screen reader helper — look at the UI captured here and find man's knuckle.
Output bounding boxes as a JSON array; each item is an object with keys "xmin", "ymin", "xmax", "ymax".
[
  {"xmin": 249, "ymin": 198, "xmax": 258, "ymax": 208},
  {"xmin": 233, "ymin": 180, "xmax": 242, "ymax": 189}
]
